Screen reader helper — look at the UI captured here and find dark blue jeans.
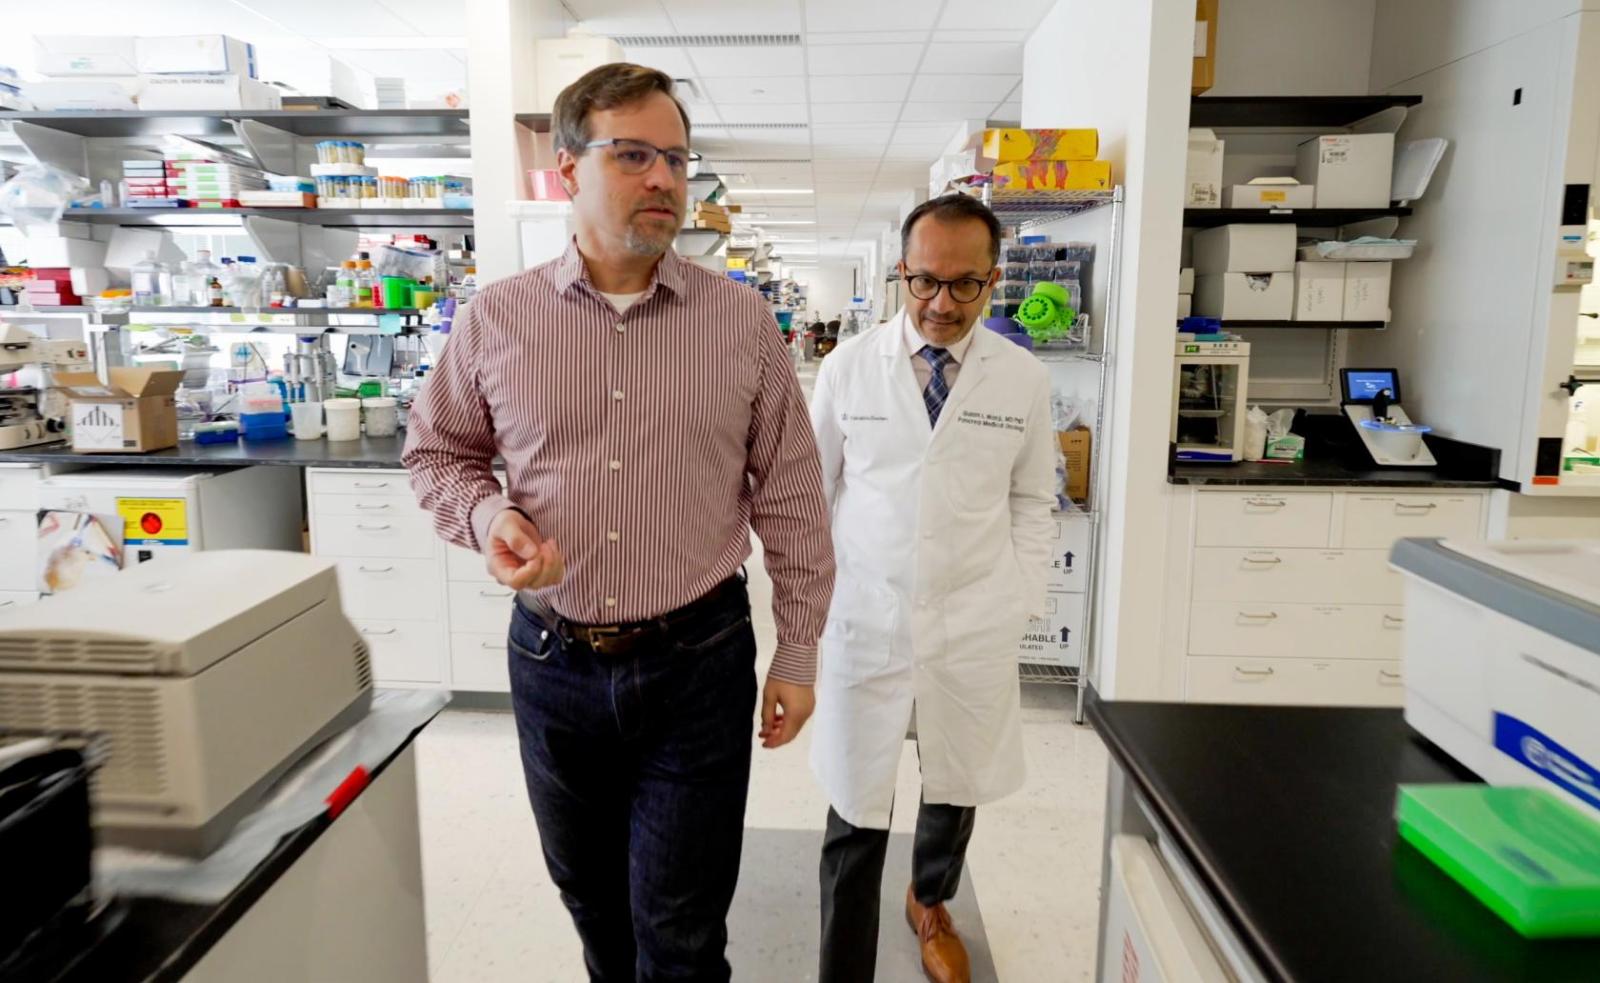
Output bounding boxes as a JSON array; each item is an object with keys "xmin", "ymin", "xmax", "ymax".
[{"xmin": 508, "ymin": 584, "xmax": 758, "ymax": 983}]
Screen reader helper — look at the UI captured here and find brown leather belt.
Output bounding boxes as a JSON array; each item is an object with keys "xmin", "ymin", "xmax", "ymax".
[{"xmin": 523, "ymin": 576, "xmax": 746, "ymax": 658}]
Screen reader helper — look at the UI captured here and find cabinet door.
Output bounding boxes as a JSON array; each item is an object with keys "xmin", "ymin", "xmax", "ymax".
[
  {"xmin": 1188, "ymin": 603, "xmax": 1406, "ymax": 660},
  {"xmin": 1191, "ymin": 548, "xmax": 1401, "ymax": 604},
  {"xmin": 313, "ymin": 512, "xmax": 438, "ymax": 560},
  {"xmin": 1339, "ymin": 493, "xmax": 1482, "ymax": 548},
  {"xmin": 335, "ymin": 558, "xmax": 442, "ymax": 622},
  {"xmin": 1195, "ymin": 491, "xmax": 1333, "ymax": 548},
  {"xmin": 448, "ymin": 582, "xmax": 518, "ymax": 636},
  {"xmin": 1186, "ymin": 656, "xmax": 1403, "ymax": 706},
  {"xmin": 353, "ymin": 619, "xmax": 447, "ymax": 685},
  {"xmin": 451, "ymin": 633, "xmax": 511, "ymax": 693}
]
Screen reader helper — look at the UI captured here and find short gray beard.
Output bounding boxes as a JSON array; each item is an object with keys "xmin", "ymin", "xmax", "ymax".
[{"xmin": 623, "ymin": 224, "xmax": 673, "ymax": 257}]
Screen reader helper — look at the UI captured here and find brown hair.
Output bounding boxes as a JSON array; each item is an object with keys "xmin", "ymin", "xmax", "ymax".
[{"xmin": 552, "ymin": 62, "xmax": 692, "ymax": 156}]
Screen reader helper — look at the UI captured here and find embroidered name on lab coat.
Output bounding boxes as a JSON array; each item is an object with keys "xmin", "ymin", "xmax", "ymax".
[
  {"xmin": 956, "ymin": 410, "xmax": 1027, "ymax": 433},
  {"xmin": 841, "ymin": 412, "xmax": 888, "ymax": 422}
]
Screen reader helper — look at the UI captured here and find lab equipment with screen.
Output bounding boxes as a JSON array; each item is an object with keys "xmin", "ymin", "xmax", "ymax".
[
  {"xmin": 1171, "ymin": 337, "xmax": 1250, "ymax": 462},
  {"xmin": 1341, "ymin": 367, "xmax": 1438, "ymax": 467}
]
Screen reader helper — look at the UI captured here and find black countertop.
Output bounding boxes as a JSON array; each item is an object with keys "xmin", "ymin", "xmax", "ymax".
[
  {"xmin": 0, "ymin": 435, "xmax": 410, "ymax": 470},
  {"xmin": 1088, "ymin": 697, "xmax": 1600, "ymax": 982}
]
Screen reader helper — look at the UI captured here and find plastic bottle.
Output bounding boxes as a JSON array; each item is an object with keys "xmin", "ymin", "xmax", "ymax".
[
  {"xmin": 355, "ymin": 253, "xmax": 375, "ymax": 308},
  {"xmin": 265, "ymin": 264, "xmax": 286, "ymax": 308},
  {"xmin": 131, "ymin": 252, "xmax": 162, "ymax": 307}
]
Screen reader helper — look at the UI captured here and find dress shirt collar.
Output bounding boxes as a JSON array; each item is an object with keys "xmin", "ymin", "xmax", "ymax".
[
  {"xmin": 902, "ymin": 311, "xmax": 976, "ymax": 364},
  {"xmin": 554, "ymin": 237, "xmax": 686, "ymax": 303}
]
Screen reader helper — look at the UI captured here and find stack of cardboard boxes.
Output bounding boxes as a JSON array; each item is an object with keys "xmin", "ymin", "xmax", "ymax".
[
  {"xmin": 929, "ymin": 128, "xmax": 1113, "ymax": 196},
  {"xmin": 692, "ymin": 200, "xmax": 733, "ymax": 233},
  {"xmin": 1191, "ymin": 223, "xmax": 1392, "ymax": 322},
  {"xmin": 25, "ymin": 35, "xmax": 281, "ymax": 112}
]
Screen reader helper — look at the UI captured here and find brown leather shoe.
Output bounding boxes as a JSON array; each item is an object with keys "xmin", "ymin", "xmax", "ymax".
[{"xmin": 905, "ymin": 884, "xmax": 971, "ymax": 983}]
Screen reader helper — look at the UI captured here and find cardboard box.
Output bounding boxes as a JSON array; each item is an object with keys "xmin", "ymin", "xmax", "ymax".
[
  {"xmin": 1044, "ymin": 514, "xmax": 1093, "ymax": 594},
  {"xmin": 1191, "ymin": 224, "xmax": 1296, "ymax": 274},
  {"xmin": 1342, "ymin": 261, "xmax": 1392, "ymax": 321},
  {"xmin": 1193, "ymin": 0, "xmax": 1218, "ymax": 94},
  {"xmin": 25, "ymin": 77, "xmax": 138, "ymax": 111},
  {"xmin": 1179, "ymin": 266, "xmax": 1195, "ymax": 293},
  {"xmin": 1176, "ymin": 294, "xmax": 1193, "ymax": 318},
  {"xmin": 1194, "ymin": 272, "xmax": 1293, "ymax": 320},
  {"xmin": 1185, "ymin": 129, "xmax": 1224, "ymax": 208},
  {"xmin": 1295, "ymin": 133, "xmax": 1395, "ymax": 208},
  {"xmin": 33, "ymin": 35, "xmax": 137, "ymax": 76},
  {"xmin": 1293, "ymin": 261, "xmax": 1346, "ymax": 320},
  {"xmin": 1224, "ymin": 180, "xmax": 1315, "ymax": 209},
  {"xmin": 977, "ymin": 128, "xmax": 1099, "ymax": 163},
  {"xmin": 136, "ymin": 35, "xmax": 257, "ymax": 77},
  {"xmin": 1058, "ymin": 428, "xmax": 1092, "ymax": 504},
  {"xmin": 1014, "ymin": 593, "xmax": 1086, "ymax": 668},
  {"xmin": 138, "ymin": 74, "xmax": 281, "ymax": 111},
  {"xmin": 20, "ymin": 237, "xmax": 108, "ymax": 268},
  {"xmin": 988, "ymin": 159, "xmax": 1113, "ymax": 192},
  {"xmin": 57, "ymin": 368, "xmax": 184, "ymax": 453}
]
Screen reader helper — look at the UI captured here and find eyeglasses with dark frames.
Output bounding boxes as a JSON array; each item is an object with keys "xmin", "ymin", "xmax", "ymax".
[
  {"xmin": 904, "ymin": 270, "xmax": 995, "ymax": 304},
  {"xmin": 583, "ymin": 139, "xmax": 703, "ymax": 177}
]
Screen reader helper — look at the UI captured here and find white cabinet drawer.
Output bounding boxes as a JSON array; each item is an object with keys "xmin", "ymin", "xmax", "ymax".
[
  {"xmin": 312, "ymin": 492, "xmax": 426, "ymax": 521},
  {"xmin": 1186, "ymin": 656, "xmax": 1404, "ymax": 706},
  {"xmin": 1195, "ymin": 491, "xmax": 1332, "ymax": 548},
  {"xmin": 1188, "ymin": 602, "xmax": 1405, "ymax": 660},
  {"xmin": 308, "ymin": 470, "xmax": 412, "ymax": 498},
  {"xmin": 450, "ymin": 633, "xmax": 511, "ymax": 692},
  {"xmin": 0, "ymin": 512, "xmax": 36, "ymax": 591},
  {"xmin": 1339, "ymin": 493, "xmax": 1482, "ymax": 549},
  {"xmin": 313, "ymin": 511, "xmax": 438, "ymax": 560},
  {"xmin": 446, "ymin": 544, "xmax": 493, "ymax": 583},
  {"xmin": 1192, "ymin": 548, "xmax": 1401, "ymax": 605},
  {"xmin": 353, "ymin": 619, "xmax": 446, "ymax": 685},
  {"xmin": 335, "ymin": 558, "xmax": 442, "ymax": 622},
  {"xmin": 0, "ymin": 590, "xmax": 40, "ymax": 614},
  {"xmin": 0, "ymin": 468, "xmax": 40, "ymax": 511},
  {"xmin": 448, "ymin": 581, "xmax": 517, "ymax": 635}
]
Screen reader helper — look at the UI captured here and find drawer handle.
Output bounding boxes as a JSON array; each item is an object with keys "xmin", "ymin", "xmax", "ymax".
[
  {"xmin": 358, "ymin": 564, "xmax": 394, "ymax": 574},
  {"xmin": 361, "ymin": 627, "xmax": 397, "ymax": 636},
  {"xmin": 1241, "ymin": 554, "xmax": 1282, "ymax": 566},
  {"xmin": 0, "ymin": 600, "xmax": 13, "ymax": 608},
  {"xmin": 1382, "ymin": 614, "xmax": 1405, "ymax": 629},
  {"xmin": 1244, "ymin": 498, "xmax": 1286, "ymax": 509},
  {"xmin": 1234, "ymin": 666, "xmax": 1275, "ymax": 678},
  {"xmin": 354, "ymin": 503, "xmax": 392, "ymax": 511},
  {"xmin": 1394, "ymin": 502, "xmax": 1437, "ymax": 512},
  {"xmin": 479, "ymin": 588, "xmax": 513, "ymax": 598},
  {"xmin": 1378, "ymin": 669, "xmax": 1403, "ymax": 684},
  {"xmin": 354, "ymin": 481, "xmax": 391, "ymax": 489},
  {"xmin": 356, "ymin": 522, "xmax": 393, "ymax": 531},
  {"xmin": 1237, "ymin": 611, "xmax": 1278, "ymax": 622}
]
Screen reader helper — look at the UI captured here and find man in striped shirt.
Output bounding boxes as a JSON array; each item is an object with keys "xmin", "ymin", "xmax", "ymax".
[{"xmin": 403, "ymin": 63, "xmax": 834, "ymax": 981}]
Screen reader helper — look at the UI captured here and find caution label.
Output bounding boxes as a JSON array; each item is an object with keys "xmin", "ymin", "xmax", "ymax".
[{"xmin": 117, "ymin": 498, "xmax": 190, "ymax": 547}]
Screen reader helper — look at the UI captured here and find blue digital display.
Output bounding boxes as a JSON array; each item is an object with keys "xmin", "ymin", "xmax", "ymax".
[{"xmin": 1344, "ymin": 369, "xmax": 1398, "ymax": 402}]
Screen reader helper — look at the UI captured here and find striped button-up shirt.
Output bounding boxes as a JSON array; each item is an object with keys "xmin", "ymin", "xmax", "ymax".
[{"xmin": 402, "ymin": 241, "xmax": 834, "ymax": 683}]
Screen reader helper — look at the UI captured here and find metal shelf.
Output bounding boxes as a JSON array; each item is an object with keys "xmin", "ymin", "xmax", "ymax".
[
  {"xmin": 0, "ymin": 109, "xmax": 469, "ymax": 138},
  {"xmin": 1184, "ymin": 207, "xmax": 1412, "ymax": 228},
  {"xmin": 984, "ymin": 188, "xmax": 1118, "ymax": 228},
  {"xmin": 33, "ymin": 207, "xmax": 474, "ymax": 229},
  {"xmin": 1019, "ymin": 663, "xmax": 1079, "ymax": 686},
  {"xmin": 1189, "ymin": 95, "xmax": 1421, "ymax": 129},
  {"xmin": 39, "ymin": 306, "xmax": 428, "ymax": 334}
]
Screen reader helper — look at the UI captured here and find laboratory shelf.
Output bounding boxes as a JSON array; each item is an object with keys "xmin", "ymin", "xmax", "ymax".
[
  {"xmin": 1019, "ymin": 662, "xmax": 1079, "ymax": 686},
  {"xmin": 30, "ymin": 207, "xmax": 475, "ymax": 229},
  {"xmin": 1221, "ymin": 320, "xmax": 1387, "ymax": 330},
  {"xmin": 1189, "ymin": 94, "xmax": 1422, "ymax": 129},
  {"xmin": 0, "ymin": 109, "xmax": 469, "ymax": 138},
  {"xmin": 984, "ymin": 188, "xmax": 1118, "ymax": 229},
  {"xmin": 513, "ymin": 113, "xmax": 553, "ymax": 132},
  {"xmin": 21, "ymin": 306, "xmax": 431, "ymax": 333},
  {"xmin": 1183, "ymin": 207, "xmax": 1412, "ymax": 227}
]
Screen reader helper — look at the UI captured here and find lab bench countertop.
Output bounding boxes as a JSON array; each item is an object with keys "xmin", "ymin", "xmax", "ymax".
[
  {"xmin": 1088, "ymin": 696, "xmax": 1600, "ymax": 982},
  {"xmin": 1168, "ymin": 455, "xmax": 1501, "ymax": 488},
  {"xmin": 0, "ymin": 435, "xmax": 412, "ymax": 469}
]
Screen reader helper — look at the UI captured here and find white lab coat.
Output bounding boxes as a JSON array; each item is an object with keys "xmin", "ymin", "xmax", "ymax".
[{"xmin": 808, "ymin": 311, "xmax": 1058, "ymax": 829}]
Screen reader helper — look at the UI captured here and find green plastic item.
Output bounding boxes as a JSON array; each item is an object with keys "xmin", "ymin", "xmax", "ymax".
[
  {"xmin": 356, "ymin": 379, "xmax": 387, "ymax": 399},
  {"xmin": 1015, "ymin": 282, "xmax": 1077, "ymax": 344},
  {"xmin": 1396, "ymin": 784, "xmax": 1600, "ymax": 938}
]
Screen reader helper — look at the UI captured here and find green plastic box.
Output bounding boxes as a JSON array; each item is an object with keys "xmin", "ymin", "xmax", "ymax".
[{"xmin": 1397, "ymin": 784, "xmax": 1600, "ymax": 938}]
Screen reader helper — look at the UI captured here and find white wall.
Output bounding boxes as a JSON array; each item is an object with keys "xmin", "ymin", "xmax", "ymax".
[
  {"xmin": 1369, "ymin": 0, "xmax": 1590, "ymax": 91},
  {"xmin": 1208, "ymin": 0, "xmax": 1377, "ymax": 96},
  {"xmin": 1023, "ymin": 0, "xmax": 1194, "ymax": 700},
  {"xmin": 794, "ymin": 263, "xmax": 860, "ymax": 320}
]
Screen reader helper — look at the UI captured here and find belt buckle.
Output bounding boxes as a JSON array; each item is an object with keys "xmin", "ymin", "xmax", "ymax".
[{"xmin": 585, "ymin": 624, "xmax": 624, "ymax": 654}]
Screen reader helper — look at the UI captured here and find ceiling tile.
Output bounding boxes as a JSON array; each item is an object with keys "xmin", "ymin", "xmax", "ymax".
[
  {"xmin": 908, "ymin": 74, "xmax": 1019, "ymax": 103},
  {"xmin": 714, "ymin": 103, "xmax": 810, "ymax": 123},
  {"xmin": 922, "ymin": 42, "xmax": 1024, "ymax": 75},
  {"xmin": 810, "ymin": 102, "xmax": 904, "ymax": 124},
  {"xmin": 663, "ymin": 0, "xmax": 804, "ymax": 32},
  {"xmin": 898, "ymin": 101, "xmax": 1007, "ymax": 122},
  {"xmin": 891, "ymin": 122, "xmax": 959, "ymax": 142},
  {"xmin": 621, "ymin": 46, "xmax": 699, "ymax": 78},
  {"xmin": 928, "ymin": 28, "xmax": 1028, "ymax": 43},
  {"xmin": 564, "ymin": 0, "xmax": 674, "ymax": 34},
  {"xmin": 936, "ymin": 0, "xmax": 1056, "ymax": 30},
  {"xmin": 804, "ymin": 0, "xmax": 939, "ymax": 33},
  {"xmin": 688, "ymin": 46, "xmax": 805, "ymax": 77},
  {"xmin": 809, "ymin": 74, "xmax": 910, "ymax": 103},
  {"xmin": 803, "ymin": 31, "xmax": 919, "ymax": 44},
  {"xmin": 806, "ymin": 43, "xmax": 923, "ymax": 75},
  {"xmin": 814, "ymin": 142, "xmax": 883, "ymax": 159},
  {"xmin": 701, "ymin": 75, "xmax": 808, "ymax": 104},
  {"xmin": 241, "ymin": 0, "xmax": 418, "ymax": 34}
]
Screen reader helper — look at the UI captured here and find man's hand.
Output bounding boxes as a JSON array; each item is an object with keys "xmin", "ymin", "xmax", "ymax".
[
  {"xmin": 759, "ymin": 677, "xmax": 815, "ymax": 749},
  {"xmin": 485, "ymin": 509, "xmax": 564, "ymax": 590}
]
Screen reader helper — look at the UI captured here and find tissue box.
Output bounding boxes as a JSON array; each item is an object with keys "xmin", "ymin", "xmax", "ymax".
[
  {"xmin": 1343, "ymin": 261, "xmax": 1393, "ymax": 321},
  {"xmin": 1194, "ymin": 272, "xmax": 1293, "ymax": 320},
  {"xmin": 138, "ymin": 74, "xmax": 281, "ymax": 111},
  {"xmin": 1185, "ymin": 129, "xmax": 1224, "ymax": 208},
  {"xmin": 1295, "ymin": 133, "xmax": 1395, "ymax": 208},
  {"xmin": 1192, "ymin": 224, "xmax": 1296, "ymax": 274},
  {"xmin": 1293, "ymin": 261, "xmax": 1346, "ymax": 320},
  {"xmin": 136, "ymin": 35, "xmax": 257, "ymax": 77},
  {"xmin": 33, "ymin": 36, "xmax": 137, "ymax": 76},
  {"xmin": 1265, "ymin": 433, "xmax": 1306, "ymax": 462}
]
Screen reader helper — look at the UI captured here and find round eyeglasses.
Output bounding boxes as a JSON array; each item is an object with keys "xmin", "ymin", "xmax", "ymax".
[{"xmin": 904, "ymin": 272, "xmax": 993, "ymax": 304}]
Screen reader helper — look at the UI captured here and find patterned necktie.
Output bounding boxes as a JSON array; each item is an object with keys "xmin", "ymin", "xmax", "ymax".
[{"xmin": 919, "ymin": 345, "xmax": 954, "ymax": 427}]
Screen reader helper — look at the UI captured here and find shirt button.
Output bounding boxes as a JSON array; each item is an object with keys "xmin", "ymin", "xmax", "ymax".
[
  {"xmin": 604, "ymin": 596, "xmax": 617, "ymax": 608},
  {"xmin": 607, "ymin": 530, "xmax": 619, "ymax": 542},
  {"xmin": 615, "ymin": 323, "xmax": 626, "ymax": 333},
  {"xmin": 609, "ymin": 459, "xmax": 621, "ymax": 471},
  {"xmin": 612, "ymin": 390, "xmax": 624, "ymax": 401}
]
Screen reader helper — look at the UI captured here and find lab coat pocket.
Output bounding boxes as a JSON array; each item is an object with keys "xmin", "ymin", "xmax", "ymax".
[
  {"xmin": 945, "ymin": 437, "xmax": 1020, "ymax": 514},
  {"xmin": 821, "ymin": 576, "xmax": 899, "ymax": 681},
  {"xmin": 940, "ymin": 590, "xmax": 1026, "ymax": 702}
]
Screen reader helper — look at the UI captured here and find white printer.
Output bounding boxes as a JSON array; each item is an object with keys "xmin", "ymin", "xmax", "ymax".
[
  {"xmin": 1390, "ymin": 538, "xmax": 1600, "ymax": 820},
  {"xmin": 0, "ymin": 550, "xmax": 372, "ymax": 855}
]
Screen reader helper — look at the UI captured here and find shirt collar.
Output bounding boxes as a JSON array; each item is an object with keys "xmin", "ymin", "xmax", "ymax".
[
  {"xmin": 902, "ymin": 312, "xmax": 977, "ymax": 364},
  {"xmin": 553, "ymin": 237, "xmax": 687, "ymax": 303}
]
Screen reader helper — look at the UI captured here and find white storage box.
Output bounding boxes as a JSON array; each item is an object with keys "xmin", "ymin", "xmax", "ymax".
[
  {"xmin": 138, "ymin": 74, "xmax": 280, "ymax": 111},
  {"xmin": 25, "ymin": 77, "xmax": 138, "ymax": 111},
  {"xmin": 1293, "ymin": 261, "xmax": 1345, "ymax": 321},
  {"xmin": 33, "ymin": 35, "xmax": 137, "ymax": 76},
  {"xmin": 1391, "ymin": 538, "xmax": 1600, "ymax": 820},
  {"xmin": 1194, "ymin": 272, "xmax": 1293, "ymax": 320},
  {"xmin": 1176, "ymin": 294, "xmax": 1193, "ymax": 318},
  {"xmin": 1014, "ymin": 592, "xmax": 1086, "ymax": 668},
  {"xmin": 1185, "ymin": 129, "xmax": 1224, "ymax": 208},
  {"xmin": 535, "ymin": 36, "xmax": 625, "ymax": 113},
  {"xmin": 1045, "ymin": 513, "xmax": 1093, "ymax": 594},
  {"xmin": 1191, "ymin": 224, "xmax": 1296, "ymax": 274},
  {"xmin": 20, "ymin": 237, "xmax": 108, "ymax": 268},
  {"xmin": 1295, "ymin": 133, "xmax": 1395, "ymax": 208},
  {"xmin": 1342, "ymin": 261, "xmax": 1392, "ymax": 321},
  {"xmin": 1178, "ymin": 267, "xmax": 1195, "ymax": 294},
  {"xmin": 136, "ymin": 35, "xmax": 257, "ymax": 77},
  {"xmin": 1223, "ymin": 180, "xmax": 1315, "ymax": 209}
]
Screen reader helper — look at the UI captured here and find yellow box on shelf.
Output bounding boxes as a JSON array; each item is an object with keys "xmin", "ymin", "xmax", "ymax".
[
  {"xmin": 979, "ymin": 128, "xmax": 1099, "ymax": 163},
  {"xmin": 989, "ymin": 159, "xmax": 1113, "ymax": 192}
]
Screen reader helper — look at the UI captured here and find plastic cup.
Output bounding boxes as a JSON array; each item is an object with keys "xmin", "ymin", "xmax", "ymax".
[
  {"xmin": 324, "ymin": 398, "xmax": 362, "ymax": 441},
  {"xmin": 362, "ymin": 397, "xmax": 399, "ymax": 438},
  {"xmin": 381, "ymin": 277, "xmax": 414, "ymax": 309},
  {"xmin": 291, "ymin": 401, "xmax": 324, "ymax": 439}
]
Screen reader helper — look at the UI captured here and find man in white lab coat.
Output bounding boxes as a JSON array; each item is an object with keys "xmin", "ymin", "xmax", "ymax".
[{"xmin": 809, "ymin": 194, "xmax": 1058, "ymax": 983}]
